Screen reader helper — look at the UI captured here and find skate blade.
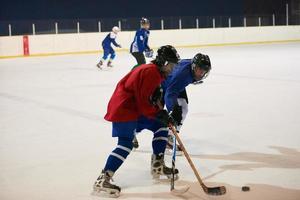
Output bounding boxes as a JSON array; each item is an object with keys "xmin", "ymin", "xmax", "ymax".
[
  {"xmin": 96, "ymin": 65, "xmax": 102, "ymax": 70},
  {"xmin": 171, "ymin": 186, "xmax": 190, "ymax": 195},
  {"xmin": 152, "ymin": 174, "xmax": 179, "ymax": 181},
  {"xmin": 92, "ymin": 188, "xmax": 120, "ymax": 198},
  {"xmin": 165, "ymin": 148, "xmax": 183, "ymax": 156}
]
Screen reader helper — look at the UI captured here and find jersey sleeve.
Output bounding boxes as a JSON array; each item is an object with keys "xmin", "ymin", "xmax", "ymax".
[
  {"xmin": 110, "ymin": 33, "xmax": 119, "ymax": 47},
  {"xmin": 164, "ymin": 71, "xmax": 190, "ymax": 111},
  {"xmin": 164, "ymin": 82, "xmax": 181, "ymax": 112},
  {"xmin": 111, "ymin": 39, "xmax": 119, "ymax": 47},
  {"xmin": 144, "ymin": 31, "xmax": 150, "ymax": 50},
  {"xmin": 136, "ymin": 30, "xmax": 145, "ymax": 52}
]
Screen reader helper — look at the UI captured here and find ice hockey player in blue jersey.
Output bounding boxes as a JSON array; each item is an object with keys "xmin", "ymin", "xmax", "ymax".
[
  {"xmin": 130, "ymin": 17, "xmax": 153, "ymax": 66},
  {"xmin": 97, "ymin": 26, "xmax": 122, "ymax": 69},
  {"xmin": 132, "ymin": 53, "xmax": 212, "ymax": 154},
  {"xmin": 163, "ymin": 53, "xmax": 211, "ymax": 154}
]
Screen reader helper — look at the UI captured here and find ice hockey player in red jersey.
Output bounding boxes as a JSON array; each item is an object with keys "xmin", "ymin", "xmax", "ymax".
[{"xmin": 93, "ymin": 45, "xmax": 181, "ymax": 197}]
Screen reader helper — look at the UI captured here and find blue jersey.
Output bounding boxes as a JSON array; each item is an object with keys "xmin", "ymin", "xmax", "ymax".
[
  {"xmin": 102, "ymin": 32, "xmax": 120, "ymax": 48},
  {"xmin": 162, "ymin": 59, "xmax": 195, "ymax": 111},
  {"xmin": 130, "ymin": 28, "xmax": 150, "ymax": 53}
]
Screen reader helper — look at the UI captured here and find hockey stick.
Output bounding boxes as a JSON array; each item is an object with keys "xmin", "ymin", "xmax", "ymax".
[
  {"xmin": 170, "ymin": 130, "xmax": 190, "ymax": 195},
  {"xmin": 171, "ymin": 133, "xmax": 176, "ymax": 191},
  {"xmin": 169, "ymin": 125, "xmax": 226, "ymax": 196}
]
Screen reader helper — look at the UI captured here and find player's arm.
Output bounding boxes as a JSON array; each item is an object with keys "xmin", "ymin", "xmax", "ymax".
[
  {"xmin": 110, "ymin": 33, "xmax": 121, "ymax": 47},
  {"xmin": 144, "ymin": 33, "xmax": 150, "ymax": 50},
  {"xmin": 164, "ymin": 72, "xmax": 188, "ymax": 112},
  {"xmin": 136, "ymin": 30, "xmax": 145, "ymax": 52},
  {"xmin": 165, "ymin": 84, "xmax": 181, "ymax": 112},
  {"xmin": 112, "ymin": 39, "xmax": 121, "ymax": 47}
]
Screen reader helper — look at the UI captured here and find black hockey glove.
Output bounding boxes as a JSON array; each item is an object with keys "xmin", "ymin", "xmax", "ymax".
[
  {"xmin": 156, "ymin": 105, "xmax": 182, "ymax": 126},
  {"xmin": 156, "ymin": 110, "xmax": 170, "ymax": 126},
  {"xmin": 170, "ymin": 104, "xmax": 182, "ymax": 126}
]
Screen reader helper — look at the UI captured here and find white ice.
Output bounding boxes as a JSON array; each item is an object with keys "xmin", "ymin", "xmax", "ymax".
[{"xmin": 0, "ymin": 43, "xmax": 300, "ymax": 200}]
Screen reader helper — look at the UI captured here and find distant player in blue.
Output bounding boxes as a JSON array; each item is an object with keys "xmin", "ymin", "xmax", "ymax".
[
  {"xmin": 97, "ymin": 26, "xmax": 122, "ymax": 69},
  {"xmin": 132, "ymin": 53, "xmax": 212, "ymax": 154},
  {"xmin": 130, "ymin": 17, "xmax": 153, "ymax": 66}
]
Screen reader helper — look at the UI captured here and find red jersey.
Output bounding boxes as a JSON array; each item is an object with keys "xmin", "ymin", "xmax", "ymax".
[{"xmin": 104, "ymin": 63, "xmax": 164, "ymax": 122}]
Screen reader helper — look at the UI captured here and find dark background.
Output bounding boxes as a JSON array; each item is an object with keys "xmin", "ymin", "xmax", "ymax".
[
  {"xmin": 0, "ymin": 0, "xmax": 299, "ymax": 35},
  {"xmin": 0, "ymin": 0, "xmax": 293, "ymax": 20}
]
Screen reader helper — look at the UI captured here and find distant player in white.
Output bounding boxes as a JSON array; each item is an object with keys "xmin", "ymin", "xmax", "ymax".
[{"xmin": 97, "ymin": 26, "xmax": 121, "ymax": 69}]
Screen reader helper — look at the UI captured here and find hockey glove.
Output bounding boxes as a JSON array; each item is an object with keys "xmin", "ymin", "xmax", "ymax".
[
  {"xmin": 145, "ymin": 49, "xmax": 154, "ymax": 58},
  {"xmin": 170, "ymin": 104, "xmax": 182, "ymax": 126},
  {"xmin": 156, "ymin": 110, "xmax": 170, "ymax": 126}
]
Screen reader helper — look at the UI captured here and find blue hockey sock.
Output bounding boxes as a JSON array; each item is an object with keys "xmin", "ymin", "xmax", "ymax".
[
  {"xmin": 104, "ymin": 137, "xmax": 133, "ymax": 172},
  {"xmin": 152, "ymin": 128, "xmax": 169, "ymax": 155}
]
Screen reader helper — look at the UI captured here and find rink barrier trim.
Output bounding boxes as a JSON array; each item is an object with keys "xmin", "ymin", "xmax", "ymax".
[{"xmin": 1, "ymin": 39, "xmax": 300, "ymax": 59}]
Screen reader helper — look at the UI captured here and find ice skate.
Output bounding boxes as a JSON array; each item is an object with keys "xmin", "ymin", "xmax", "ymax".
[
  {"xmin": 165, "ymin": 134, "xmax": 183, "ymax": 156},
  {"xmin": 132, "ymin": 136, "xmax": 139, "ymax": 149},
  {"xmin": 107, "ymin": 61, "xmax": 113, "ymax": 68},
  {"xmin": 93, "ymin": 170, "xmax": 121, "ymax": 197},
  {"xmin": 96, "ymin": 60, "xmax": 103, "ymax": 69},
  {"xmin": 151, "ymin": 153, "xmax": 179, "ymax": 180}
]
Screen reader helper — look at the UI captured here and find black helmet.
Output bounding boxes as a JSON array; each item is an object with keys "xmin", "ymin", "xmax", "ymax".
[
  {"xmin": 192, "ymin": 53, "xmax": 211, "ymax": 72},
  {"xmin": 140, "ymin": 17, "xmax": 150, "ymax": 25},
  {"xmin": 155, "ymin": 45, "xmax": 180, "ymax": 66}
]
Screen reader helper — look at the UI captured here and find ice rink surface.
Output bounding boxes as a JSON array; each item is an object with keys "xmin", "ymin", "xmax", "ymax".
[{"xmin": 0, "ymin": 43, "xmax": 300, "ymax": 200}]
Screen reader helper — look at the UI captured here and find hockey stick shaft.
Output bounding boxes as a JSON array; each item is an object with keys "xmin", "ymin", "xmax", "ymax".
[
  {"xmin": 169, "ymin": 125, "xmax": 208, "ymax": 193},
  {"xmin": 171, "ymin": 133, "xmax": 176, "ymax": 191}
]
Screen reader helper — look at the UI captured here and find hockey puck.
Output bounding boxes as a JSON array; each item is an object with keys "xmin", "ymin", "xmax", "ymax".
[{"xmin": 242, "ymin": 186, "xmax": 250, "ymax": 192}]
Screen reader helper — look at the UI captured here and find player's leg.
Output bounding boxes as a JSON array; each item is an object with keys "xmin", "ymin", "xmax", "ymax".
[
  {"xmin": 131, "ymin": 52, "xmax": 146, "ymax": 65},
  {"xmin": 107, "ymin": 48, "xmax": 116, "ymax": 67},
  {"xmin": 151, "ymin": 124, "xmax": 179, "ymax": 179},
  {"xmin": 137, "ymin": 116, "xmax": 179, "ymax": 179},
  {"xmin": 93, "ymin": 121, "xmax": 136, "ymax": 196},
  {"xmin": 97, "ymin": 47, "xmax": 109, "ymax": 69}
]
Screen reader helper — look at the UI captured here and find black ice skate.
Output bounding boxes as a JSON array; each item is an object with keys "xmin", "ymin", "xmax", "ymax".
[
  {"xmin": 96, "ymin": 60, "xmax": 103, "ymax": 69},
  {"xmin": 93, "ymin": 170, "xmax": 121, "ymax": 197},
  {"xmin": 107, "ymin": 61, "xmax": 113, "ymax": 67},
  {"xmin": 151, "ymin": 153, "xmax": 179, "ymax": 180}
]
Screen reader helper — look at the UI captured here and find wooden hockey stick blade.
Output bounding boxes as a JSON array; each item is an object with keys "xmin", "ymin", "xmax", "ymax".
[
  {"xmin": 171, "ymin": 186, "xmax": 190, "ymax": 195},
  {"xmin": 169, "ymin": 125, "xmax": 227, "ymax": 196}
]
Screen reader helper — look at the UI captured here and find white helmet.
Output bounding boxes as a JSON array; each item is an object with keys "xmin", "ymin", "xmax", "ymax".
[{"xmin": 112, "ymin": 26, "xmax": 120, "ymax": 33}]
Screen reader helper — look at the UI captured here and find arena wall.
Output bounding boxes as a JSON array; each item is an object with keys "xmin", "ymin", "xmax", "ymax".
[{"xmin": 0, "ymin": 26, "xmax": 300, "ymax": 58}]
